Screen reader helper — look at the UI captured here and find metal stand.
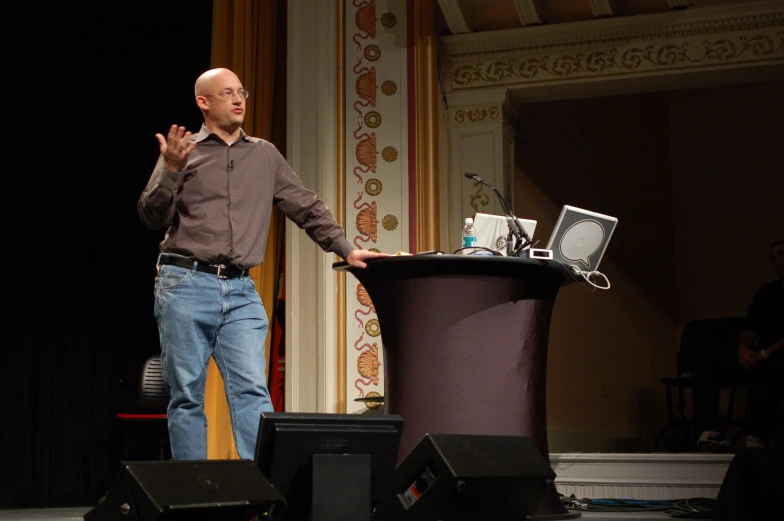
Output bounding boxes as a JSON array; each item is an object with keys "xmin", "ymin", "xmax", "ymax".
[{"xmin": 534, "ymin": 486, "xmax": 582, "ymax": 520}]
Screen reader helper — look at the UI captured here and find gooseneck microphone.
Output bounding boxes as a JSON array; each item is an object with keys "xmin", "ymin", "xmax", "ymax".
[{"xmin": 464, "ymin": 172, "xmax": 532, "ymax": 256}]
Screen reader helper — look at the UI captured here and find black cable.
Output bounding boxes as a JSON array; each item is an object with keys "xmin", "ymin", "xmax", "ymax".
[
  {"xmin": 553, "ymin": 260, "xmax": 597, "ymax": 292},
  {"xmin": 436, "ymin": 55, "xmax": 449, "ymax": 110},
  {"xmin": 465, "ymin": 173, "xmax": 532, "ymax": 254},
  {"xmin": 560, "ymin": 495, "xmax": 722, "ymax": 518},
  {"xmin": 452, "ymin": 246, "xmax": 503, "ymax": 256},
  {"xmin": 665, "ymin": 497, "xmax": 723, "ymax": 519}
]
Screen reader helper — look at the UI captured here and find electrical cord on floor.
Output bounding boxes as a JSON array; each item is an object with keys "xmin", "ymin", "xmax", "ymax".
[
  {"xmin": 560, "ymin": 495, "xmax": 722, "ymax": 518},
  {"xmin": 561, "ymin": 495, "xmax": 677, "ymax": 512},
  {"xmin": 663, "ymin": 497, "xmax": 723, "ymax": 519}
]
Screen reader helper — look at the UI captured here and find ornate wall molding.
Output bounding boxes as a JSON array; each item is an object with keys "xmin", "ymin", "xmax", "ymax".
[
  {"xmin": 441, "ymin": 3, "xmax": 784, "ymax": 91},
  {"xmin": 345, "ymin": 0, "xmax": 409, "ymax": 412},
  {"xmin": 458, "ymin": 131, "xmax": 497, "ymax": 214},
  {"xmin": 443, "ymin": 2, "xmax": 783, "ymax": 58},
  {"xmin": 448, "ymin": 94, "xmax": 518, "ymax": 252},
  {"xmin": 453, "ymin": 105, "xmax": 502, "ymax": 124},
  {"xmin": 452, "ymin": 32, "xmax": 783, "ymax": 88}
]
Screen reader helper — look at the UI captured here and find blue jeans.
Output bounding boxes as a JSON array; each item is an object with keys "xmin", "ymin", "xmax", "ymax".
[{"xmin": 153, "ymin": 255, "xmax": 273, "ymax": 460}]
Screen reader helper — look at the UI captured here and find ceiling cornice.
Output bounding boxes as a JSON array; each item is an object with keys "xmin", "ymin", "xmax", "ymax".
[{"xmin": 442, "ymin": 1, "xmax": 784, "ymax": 59}]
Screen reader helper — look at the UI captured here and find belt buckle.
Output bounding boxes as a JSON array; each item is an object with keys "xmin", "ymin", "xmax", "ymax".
[{"xmin": 216, "ymin": 264, "xmax": 228, "ymax": 279}]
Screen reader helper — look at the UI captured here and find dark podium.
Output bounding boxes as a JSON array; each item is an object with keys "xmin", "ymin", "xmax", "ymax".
[{"xmin": 335, "ymin": 254, "xmax": 579, "ymax": 519}]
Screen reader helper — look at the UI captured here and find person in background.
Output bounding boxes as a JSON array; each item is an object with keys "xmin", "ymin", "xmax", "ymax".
[
  {"xmin": 695, "ymin": 240, "xmax": 784, "ymax": 451},
  {"xmin": 734, "ymin": 239, "xmax": 784, "ymax": 449}
]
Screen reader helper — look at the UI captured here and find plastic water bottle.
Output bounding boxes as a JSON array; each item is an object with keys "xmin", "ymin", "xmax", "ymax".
[{"xmin": 462, "ymin": 218, "xmax": 476, "ymax": 249}]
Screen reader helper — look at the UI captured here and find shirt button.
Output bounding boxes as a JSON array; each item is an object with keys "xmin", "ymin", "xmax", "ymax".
[
  {"xmin": 232, "ymin": 193, "xmax": 236, "ymax": 196},
  {"xmin": 231, "ymin": 217, "xmax": 236, "ymax": 221}
]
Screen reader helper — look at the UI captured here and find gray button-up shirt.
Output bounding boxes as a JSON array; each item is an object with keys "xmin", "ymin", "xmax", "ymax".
[{"xmin": 138, "ymin": 124, "xmax": 355, "ymax": 269}]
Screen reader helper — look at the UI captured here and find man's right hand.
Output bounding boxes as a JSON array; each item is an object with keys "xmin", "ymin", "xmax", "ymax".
[
  {"xmin": 738, "ymin": 344, "xmax": 760, "ymax": 370},
  {"xmin": 156, "ymin": 125, "xmax": 197, "ymax": 173}
]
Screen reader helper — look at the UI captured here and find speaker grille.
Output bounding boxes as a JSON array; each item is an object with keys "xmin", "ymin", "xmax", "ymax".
[{"xmin": 140, "ymin": 355, "xmax": 168, "ymax": 410}]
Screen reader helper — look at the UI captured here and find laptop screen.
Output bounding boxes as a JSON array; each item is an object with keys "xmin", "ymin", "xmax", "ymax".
[
  {"xmin": 546, "ymin": 205, "xmax": 617, "ymax": 272},
  {"xmin": 473, "ymin": 213, "xmax": 537, "ymax": 256}
]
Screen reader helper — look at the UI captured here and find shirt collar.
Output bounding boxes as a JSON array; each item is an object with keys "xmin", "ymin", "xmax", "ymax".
[{"xmin": 193, "ymin": 123, "xmax": 251, "ymax": 144}]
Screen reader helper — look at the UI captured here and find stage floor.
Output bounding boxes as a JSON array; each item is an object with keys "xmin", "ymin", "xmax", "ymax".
[
  {"xmin": 0, "ymin": 507, "xmax": 720, "ymax": 521},
  {"xmin": 0, "ymin": 508, "xmax": 86, "ymax": 521}
]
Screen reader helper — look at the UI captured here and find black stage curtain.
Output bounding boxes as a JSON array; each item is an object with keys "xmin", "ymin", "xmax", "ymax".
[{"xmin": 4, "ymin": 1, "xmax": 213, "ymax": 507}]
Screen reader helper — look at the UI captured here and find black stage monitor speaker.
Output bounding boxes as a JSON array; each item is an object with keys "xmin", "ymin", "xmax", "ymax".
[
  {"xmin": 254, "ymin": 412, "xmax": 404, "ymax": 521},
  {"xmin": 718, "ymin": 447, "xmax": 784, "ymax": 521},
  {"xmin": 372, "ymin": 434, "xmax": 556, "ymax": 521},
  {"xmin": 84, "ymin": 460, "xmax": 286, "ymax": 521}
]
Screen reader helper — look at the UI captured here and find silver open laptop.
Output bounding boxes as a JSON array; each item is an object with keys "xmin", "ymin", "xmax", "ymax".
[
  {"xmin": 474, "ymin": 212, "xmax": 537, "ymax": 256},
  {"xmin": 546, "ymin": 205, "xmax": 617, "ymax": 272}
]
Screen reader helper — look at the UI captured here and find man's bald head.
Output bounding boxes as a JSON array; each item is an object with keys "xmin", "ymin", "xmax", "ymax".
[
  {"xmin": 194, "ymin": 68, "xmax": 241, "ymax": 97},
  {"xmin": 194, "ymin": 68, "xmax": 246, "ymax": 140}
]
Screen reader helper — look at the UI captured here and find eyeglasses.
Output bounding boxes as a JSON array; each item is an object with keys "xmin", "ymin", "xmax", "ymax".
[{"xmin": 205, "ymin": 89, "xmax": 250, "ymax": 101}]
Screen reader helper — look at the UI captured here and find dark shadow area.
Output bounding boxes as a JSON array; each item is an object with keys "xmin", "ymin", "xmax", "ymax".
[
  {"xmin": 614, "ymin": 386, "xmax": 665, "ymax": 452},
  {"xmin": 514, "ymin": 82, "xmax": 783, "ymax": 452},
  {"xmin": 5, "ymin": 1, "xmax": 213, "ymax": 507},
  {"xmin": 515, "ymin": 91, "xmax": 674, "ymax": 316}
]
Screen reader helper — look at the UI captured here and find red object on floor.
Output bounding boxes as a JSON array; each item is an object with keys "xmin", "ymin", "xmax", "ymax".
[
  {"xmin": 116, "ymin": 413, "xmax": 167, "ymax": 420},
  {"xmin": 269, "ymin": 249, "xmax": 285, "ymax": 411}
]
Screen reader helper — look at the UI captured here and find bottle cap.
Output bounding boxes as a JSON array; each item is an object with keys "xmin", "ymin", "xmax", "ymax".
[{"xmin": 465, "ymin": 218, "xmax": 473, "ymax": 224}]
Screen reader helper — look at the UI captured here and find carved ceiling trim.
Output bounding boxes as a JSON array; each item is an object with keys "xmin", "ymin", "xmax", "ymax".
[
  {"xmin": 452, "ymin": 105, "xmax": 503, "ymax": 125},
  {"xmin": 442, "ymin": 1, "xmax": 783, "ymax": 58},
  {"xmin": 442, "ymin": 3, "xmax": 784, "ymax": 91}
]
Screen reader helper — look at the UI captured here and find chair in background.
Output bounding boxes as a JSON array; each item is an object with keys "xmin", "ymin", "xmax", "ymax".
[
  {"xmin": 655, "ymin": 317, "xmax": 749, "ymax": 451},
  {"xmin": 115, "ymin": 354, "xmax": 170, "ymax": 460}
]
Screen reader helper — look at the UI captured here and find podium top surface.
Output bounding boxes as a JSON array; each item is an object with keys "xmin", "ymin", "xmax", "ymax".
[{"xmin": 333, "ymin": 253, "xmax": 573, "ymax": 285}]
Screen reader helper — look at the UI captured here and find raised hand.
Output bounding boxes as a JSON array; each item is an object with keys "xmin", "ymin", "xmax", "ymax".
[{"xmin": 155, "ymin": 125, "xmax": 197, "ymax": 172}]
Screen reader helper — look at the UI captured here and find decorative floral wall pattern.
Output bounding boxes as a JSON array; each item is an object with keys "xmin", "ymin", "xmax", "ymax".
[
  {"xmin": 454, "ymin": 106, "xmax": 500, "ymax": 123},
  {"xmin": 346, "ymin": 0, "xmax": 408, "ymax": 407},
  {"xmin": 354, "ymin": 61, "xmax": 377, "ymax": 118},
  {"xmin": 357, "ymin": 344, "xmax": 381, "ymax": 385},
  {"xmin": 353, "ymin": 126, "xmax": 377, "ymax": 182},
  {"xmin": 354, "ymin": 195, "xmax": 378, "ymax": 247},
  {"xmin": 353, "ymin": 0, "xmax": 376, "ymax": 49},
  {"xmin": 453, "ymin": 35, "xmax": 784, "ymax": 87}
]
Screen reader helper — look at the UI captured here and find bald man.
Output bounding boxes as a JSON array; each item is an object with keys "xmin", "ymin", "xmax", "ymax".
[{"xmin": 139, "ymin": 68, "xmax": 387, "ymax": 460}]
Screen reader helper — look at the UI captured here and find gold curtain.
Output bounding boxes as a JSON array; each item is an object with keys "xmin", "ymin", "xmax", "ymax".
[
  {"xmin": 413, "ymin": 0, "xmax": 441, "ymax": 252},
  {"xmin": 205, "ymin": 0, "xmax": 286, "ymax": 459}
]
